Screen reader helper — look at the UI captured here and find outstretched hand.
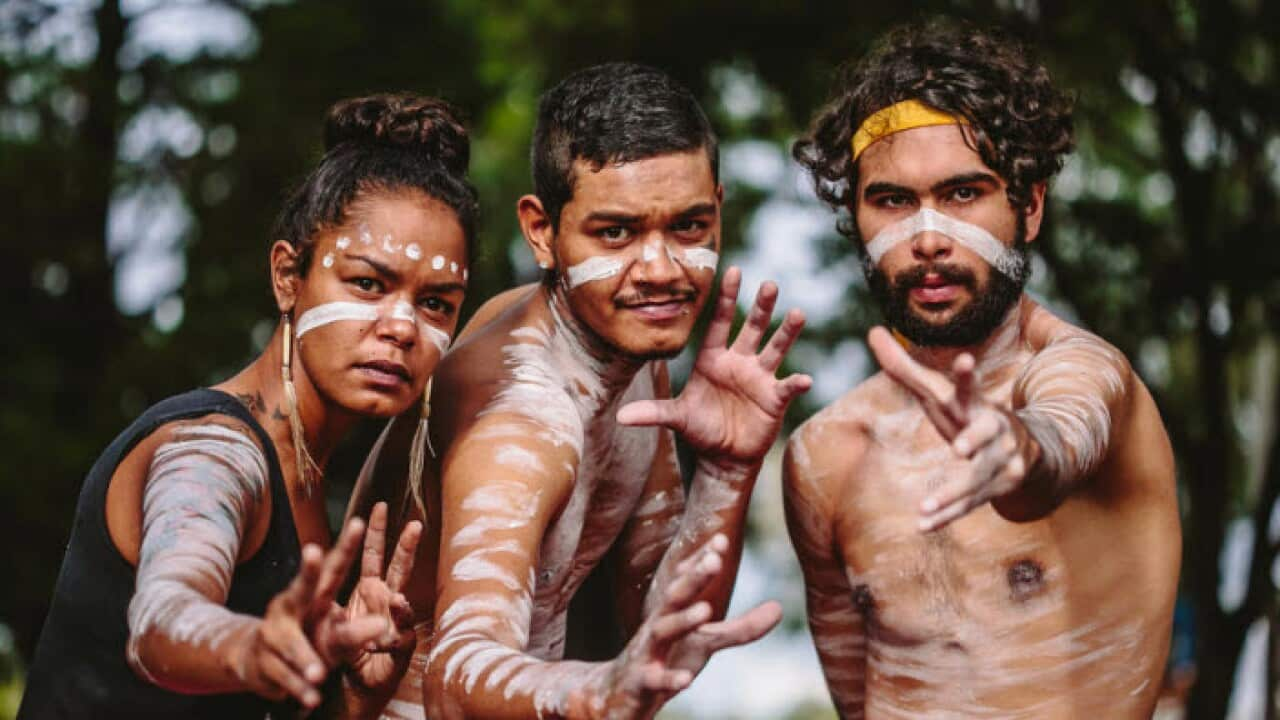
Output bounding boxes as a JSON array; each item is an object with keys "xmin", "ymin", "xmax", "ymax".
[
  {"xmin": 867, "ymin": 326, "xmax": 1038, "ymax": 532},
  {"xmin": 340, "ymin": 501, "xmax": 422, "ymax": 698},
  {"xmin": 234, "ymin": 517, "xmax": 388, "ymax": 709},
  {"xmin": 579, "ymin": 535, "xmax": 780, "ymax": 719},
  {"xmin": 617, "ymin": 267, "xmax": 812, "ymax": 472}
]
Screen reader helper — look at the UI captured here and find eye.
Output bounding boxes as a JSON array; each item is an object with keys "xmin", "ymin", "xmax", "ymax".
[
  {"xmin": 419, "ymin": 296, "xmax": 455, "ymax": 315},
  {"xmin": 671, "ymin": 218, "xmax": 707, "ymax": 237},
  {"xmin": 350, "ymin": 277, "xmax": 384, "ymax": 293},
  {"xmin": 599, "ymin": 226, "xmax": 630, "ymax": 243},
  {"xmin": 950, "ymin": 186, "xmax": 983, "ymax": 203},
  {"xmin": 876, "ymin": 193, "xmax": 914, "ymax": 209}
]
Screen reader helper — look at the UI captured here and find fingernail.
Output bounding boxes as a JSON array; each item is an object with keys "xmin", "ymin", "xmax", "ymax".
[{"xmin": 308, "ymin": 663, "xmax": 324, "ymax": 681}]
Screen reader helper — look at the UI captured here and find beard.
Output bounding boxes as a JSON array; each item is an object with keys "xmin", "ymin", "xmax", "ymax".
[{"xmin": 865, "ymin": 225, "xmax": 1031, "ymax": 348}]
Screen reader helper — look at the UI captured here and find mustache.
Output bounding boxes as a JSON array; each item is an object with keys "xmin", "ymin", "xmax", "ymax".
[
  {"xmin": 614, "ymin": 287, "xmax": 698, "ymax": 307},
  {"xmin": 892, "ymin": 263, "xmax": 977, "ymax": 291}
]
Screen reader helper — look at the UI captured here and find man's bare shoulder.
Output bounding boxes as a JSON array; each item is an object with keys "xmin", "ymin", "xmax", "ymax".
[{"xmin": 787, "ymin": 372, "xmax": 900, "ymax": 491}]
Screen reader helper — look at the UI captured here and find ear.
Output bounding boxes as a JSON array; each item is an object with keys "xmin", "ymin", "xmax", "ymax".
[
  {"xmin": 270, "ymin": 240, "xmax": 302, "ymax": 314},
  {"xmin": 1022, "ymin": 182, "xmax": 1048, "ymax": 244},
  {"xmin": 517, "ymin": 194, "xmax": 556, "ymax": 270}
]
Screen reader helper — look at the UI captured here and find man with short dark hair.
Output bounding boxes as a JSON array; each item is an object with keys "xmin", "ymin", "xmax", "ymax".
[
  {"xmin": 354, "ymin": 62, "xmax": 810, "ymax": 719},
  {"xmin": 786, "ymin": 21, "xmax": 1180, "ymax": 718}
]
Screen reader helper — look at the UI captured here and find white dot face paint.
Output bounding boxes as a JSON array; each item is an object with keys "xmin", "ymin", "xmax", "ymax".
[
  {"xmin": 431, "ymin": 255, "xmax": 446, "ymax": 270},
  {"xmin": 463, "ymin": 268, "xmax": 470, "ymax": 281},
  {"xmin": 321, "ymin": 253, "xmax": 335, "ymax": 268},
  {"xmin": 336, "ymin": 236, "xmax": 351, "ymax": 250},
  {"xmin": 864, "ymin": 208, "xmax": 1024, "ymax": 278},
  {"xmin": 680, "ymin": 247, "xmax": 719, "ymax": 272},
  {"xmin": 382, "ymin": 234, "xmax": 401, "ymax": 254},
  {"xmin": 564, "ymin": 255, "xmax": 625, "ymax": 289},
  {"xmin": 451, "ymin": 261, "xmax": 459, "ymax": 274},
  {"xmin": 405, "ymin": 243, "xmax": 423, "ymax": 261},
  {"xmin": 359, "ymin": 224, "xmax": 374, "ymax": 244}
]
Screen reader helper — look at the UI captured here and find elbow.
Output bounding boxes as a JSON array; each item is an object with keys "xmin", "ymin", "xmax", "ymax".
[{"xmin": 125, "ymin": 630, "xmax": 168, "ymax": 689}]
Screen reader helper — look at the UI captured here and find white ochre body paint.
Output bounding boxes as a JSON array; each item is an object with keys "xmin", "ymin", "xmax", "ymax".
[
  {"xmin": 865, "ymin": 208, "xmax": 1024, "ymax": 278},
  {"xmin": 680, "ymin": 247, "xmax": 719, "ymax": 271},
  {"xmin": 564, "ymin": 256, "xmax": 625, "ymax": 289},
  {"xmin": 296, "ymin": 300, "xmax": 451, "ymax": 353}
]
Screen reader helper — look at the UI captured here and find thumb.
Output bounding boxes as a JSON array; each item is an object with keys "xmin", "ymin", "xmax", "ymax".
[{"xmin": 617, "ymin": 398, "xmax": 685, "ymax": 432}]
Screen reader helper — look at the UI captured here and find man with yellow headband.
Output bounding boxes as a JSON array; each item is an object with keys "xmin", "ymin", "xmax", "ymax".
[{"xmin": 787, "ymin": 19, "xmax": 1179, "ymax": 718}]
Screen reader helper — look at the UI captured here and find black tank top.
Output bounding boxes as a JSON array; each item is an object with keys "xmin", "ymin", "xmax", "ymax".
[{"xmin": 19, "ymin": 389, "xmax": 302, "ymax": 719}]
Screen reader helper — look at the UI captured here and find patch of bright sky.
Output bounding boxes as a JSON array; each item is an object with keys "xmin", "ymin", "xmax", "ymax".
[{"xmin": 108, "ymin": 181, "xmax": 189, "ymax": 315}]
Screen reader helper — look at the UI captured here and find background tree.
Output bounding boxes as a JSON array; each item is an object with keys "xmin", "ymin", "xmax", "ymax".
[{"xmin": 2, "ymin": 1, "xmax": 1276, "ymax": 718}]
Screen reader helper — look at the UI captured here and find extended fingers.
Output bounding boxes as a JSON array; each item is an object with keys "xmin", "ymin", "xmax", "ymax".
[
  {"xmin": 757, "ymin": 308, "xmax": 805, "ymax": 372},
  {"xmin": 280, "ymin": 544, "xmax": 325, "ymax": 616},
  {"xmin": 951, "ymin": 354, "xmax": 976, "ymax": 422},
  {"xmin": 258, "ymin": 649, "xmax": 322, "ymax": 708},
  {"xmin": 730, "ymin": 281, "xmax": 779, "ymax": 355},
  {"xmin": 360, "ymin": 502, "xmax": 389, "ymax": 579},
  {"xmin": 313, "ymin": 518, "xmax": 366, "ymax": 612},
  {"xmin": 384, "ymin": 520, "xmax": 423, "ymax": 592},
  {"xmin": 867, "ymin": 327, "xmax": 952, "ymax": 406},
  {"xmin": 703, "ymin": 266, "xmax": 742, "ymax": 349},
  {"xmin": 616, "ymin": 398, "xmax": 683, "ymax": 432},
  {"xmin": 920, "ymin": 439, "xmax": 1022, "ymax": 532},
  {"xmin": 693, "ymin": 600, "xmax": 782, "ymax": 652},
  {"xmin": 651, "ymin": 601, "xmax": 713, "ymax": 645},
  {"xmin": 663, "ymin": 539, "xmax": 726, "ymax": 611},
  {"xmin": 951, "ymin": 410, "xmax": 1005, "ymax": 458}
]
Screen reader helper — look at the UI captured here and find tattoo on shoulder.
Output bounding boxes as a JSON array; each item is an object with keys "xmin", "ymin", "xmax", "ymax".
[{"xmin": 233, "ymin": 391, "xmax": 266, "ymax": 416}]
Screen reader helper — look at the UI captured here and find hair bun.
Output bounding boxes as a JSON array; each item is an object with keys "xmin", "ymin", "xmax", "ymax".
[{"xmin": 324, "ymin": 93, "xmax": 470, "ymax": 175}]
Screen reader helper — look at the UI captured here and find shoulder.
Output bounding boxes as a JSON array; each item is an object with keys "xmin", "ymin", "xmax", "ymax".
[
  {"xmin": 785, "ymin": 375, "xmax": 895, "ymax": 500},
  {"xmin": 1018, "ymin": 299, "xmax": 1135, "ymax": 392},
  {"xmin": 146, "ymin": 414, "xmax": 270, "ymax": 490}
]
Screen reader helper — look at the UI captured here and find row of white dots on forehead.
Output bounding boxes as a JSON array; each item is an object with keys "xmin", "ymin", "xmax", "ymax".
[{"xmin": 319, "ymin": 224, "xmax": 470, "ymax": 281}]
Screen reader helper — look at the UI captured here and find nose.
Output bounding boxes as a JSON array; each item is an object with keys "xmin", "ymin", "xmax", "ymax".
[
  {"xmin": 912, "ymin": 228, "xmax": 953, "ymax": 263},
  {"xmin": 634, "ymin": 235, "xmax": 682, "ymax": 286},
  {"xmin": 376, "ymin": 299, "xmax": 418, "ymax": 349}
]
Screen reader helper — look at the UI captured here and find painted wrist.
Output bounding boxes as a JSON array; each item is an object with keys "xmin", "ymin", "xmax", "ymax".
[{"xmin": 693, "ymin": 454, "xmax": 758, "ymax": 485}]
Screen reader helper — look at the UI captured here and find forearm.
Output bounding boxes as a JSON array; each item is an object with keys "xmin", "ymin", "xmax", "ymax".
[
  {"xmin": 127, "ymin": 596, "xmax": 259, "ymax": 692},
  {"xmin": 645, "ymin": 457, "xmax": 755, "ymax": 618},
  {"xmin": 1002, "ymin": 333, "xmax": 1132, "ymax": 519},
  {"xmin": 427, "ymin": 635, "xmax": 612, "ymax": 720}
]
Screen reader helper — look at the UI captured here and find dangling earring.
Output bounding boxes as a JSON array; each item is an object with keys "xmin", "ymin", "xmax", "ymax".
[
  {"xmin": 406, "ymin": 376, "xmax": 435, "ymax": 518},
  {"xmin": 281, "ymin": 312, "xmax": 321, "ymax": 497}
]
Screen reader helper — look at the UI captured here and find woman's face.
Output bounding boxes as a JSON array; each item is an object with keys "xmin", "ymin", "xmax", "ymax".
[{"xmin": 288, "ymin": 189, "xmax": 468, "ymax": 418}]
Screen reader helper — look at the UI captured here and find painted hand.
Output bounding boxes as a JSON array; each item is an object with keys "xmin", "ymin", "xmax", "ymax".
[
  {"xmin": 577, "ymin": 535, "xmax": 780, "ymax": 719},
  {"xmin": 339, "ymin": 502, "xmax": 422, "ymax": 700},
  {"xmin": 617, "ymin": 266, "xmax": 811, "ymax": 472},
  {"xmin": 867, "ymin": 326, "xmax": 1038, "ymax": 531},
  {"xmin": 232, "ymin": 517, "xmax": 387, "ymax": 709}
]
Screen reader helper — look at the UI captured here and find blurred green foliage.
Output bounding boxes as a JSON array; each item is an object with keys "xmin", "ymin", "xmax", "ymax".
[{"xmin": 2, "ymin": 1, "xmax": 1278, "ymax": 718}]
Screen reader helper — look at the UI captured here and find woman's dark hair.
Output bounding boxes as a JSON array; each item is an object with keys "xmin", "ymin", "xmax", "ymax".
[
  {"xmin": 274, "ymin": 93, "xmax": 479, "ymax": 273},
  {"xmin": 793, "ymin": 19, "xmax": 1074, "ymax": 245},
  {"xmin": 532, "ymin": 62, "xmax": 719, "ymax": 231}
]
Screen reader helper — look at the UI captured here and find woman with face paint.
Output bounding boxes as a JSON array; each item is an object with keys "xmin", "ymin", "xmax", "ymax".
[{"xmin": 19, "ymin": 93, "xmax": 478, "ymax": 720}]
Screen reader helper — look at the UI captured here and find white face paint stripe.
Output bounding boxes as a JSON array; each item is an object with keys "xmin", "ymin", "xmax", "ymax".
[
  {"xmin": 564, "ymin": 256, "xmax": 625, "ymax": 288},
  {"xmin": 296, "ymin": 301, "xmax": 379, "ymax": 337},
  {"xmin": 390, "ymin": 300, "xmax": 416, "ymax": 323},
  {"xmin": 864, "ymin": 208, "xmax": 1023, "ymax": 277},
  {"xmin": 680, "ymin": 247, "xmax": 719, "ymax": 271},
  {"xmin": 425, "ymin": 325, "xmax": 452, "ymax": 354},
  {"xmin": 641, "ymin": 239, "xmax": 662, "ymax": 262}
]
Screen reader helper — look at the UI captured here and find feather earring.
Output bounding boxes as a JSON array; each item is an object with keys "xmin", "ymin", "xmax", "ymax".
[
  {"xmin": 406, "ymin": 376, "xmax": 435, "ymax": 517},
  {"xmin": 281, "ymin": 313, "xmax": 321, "ymax": 497}
]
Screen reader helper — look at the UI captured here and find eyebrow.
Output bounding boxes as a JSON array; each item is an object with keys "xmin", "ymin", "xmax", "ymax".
[
  {"xmin": 674, "ymin": 202, "xmax": 718, "ymax": 221},
  {"xmin": 420, "ymin": 281, "xmax": 468, "ymax": 294},
  {"xmin": 862, "ymin": 172, "xmax": 1001, "ymax": 200},
  {"xmin": 346, "ymin": 254, "xmax": 401, "ymax": 283}
]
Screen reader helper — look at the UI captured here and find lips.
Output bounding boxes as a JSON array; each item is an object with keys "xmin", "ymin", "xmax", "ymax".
[
  {"xmin": 354, "ymin": 359, "xmax": 411, "ymax": 387},
  {"xmin": 618, "ymin": 294, "xmax": 695, "ymax": 322}
]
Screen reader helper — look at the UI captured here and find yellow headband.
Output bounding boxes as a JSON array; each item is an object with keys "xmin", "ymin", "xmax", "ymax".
[{"xmin": 851, "ymin": 99, "xmax": 969, "ymax": 162}]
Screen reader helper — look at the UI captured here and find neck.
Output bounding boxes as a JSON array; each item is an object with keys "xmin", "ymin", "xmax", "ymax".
[
  {"xmin": 237, "ymin": 326, "xmax": 357, "ymax": 479},
  {"xmin": 545, "ymin": 286, "xmax": 646, "ymax": 410},
  {"xmin": 905, "ymin": 301, "xmax": 1026, "ymax": 389}
]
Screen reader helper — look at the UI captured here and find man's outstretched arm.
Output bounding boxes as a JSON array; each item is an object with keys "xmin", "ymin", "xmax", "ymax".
[
  {"xmin": 617, "ymin": 267, "xmax": 810, "ymax": 619},
  {"xmin": 424, "ymin": 412, "xmax": 773, "ymax": 720},
  {"xmin": 866, "ymin": 302, "xmax": 1136, "ymax": 530}
]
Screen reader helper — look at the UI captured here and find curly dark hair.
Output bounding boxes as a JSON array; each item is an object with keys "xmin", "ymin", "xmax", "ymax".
[
  {"xmin": 274, "ymin": 93, "xmax": 479, "ymax": 275},
  {"xmin": 793, "ymin": 18, "xmax": 1074, "ymax": 245}
]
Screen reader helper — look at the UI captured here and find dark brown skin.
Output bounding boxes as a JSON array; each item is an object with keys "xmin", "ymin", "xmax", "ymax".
[
  {"xmin": 351, "ymin": 151, "xmax": 812, "ymax": 719},
  {"xmin": 103, "ymin": 189, "xmax": 462, "ymax": 716},
  {"xmin": 784, "ymin": 125, "xmax": 1180, "ymax": 718}
]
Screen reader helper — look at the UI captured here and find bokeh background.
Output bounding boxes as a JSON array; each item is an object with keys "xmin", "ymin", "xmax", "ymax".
[{"xmin": 2, "ymin": 0, "xmax": 1278, "ymax": 717}]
